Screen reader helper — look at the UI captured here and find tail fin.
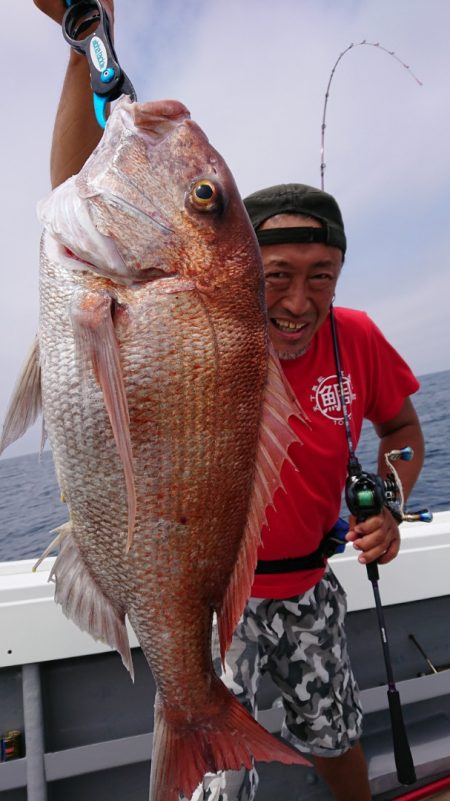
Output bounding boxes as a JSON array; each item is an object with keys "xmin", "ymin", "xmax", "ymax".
[{"xmin": 149, "ymin": 681, "xmax": 309, "ymax": 801}]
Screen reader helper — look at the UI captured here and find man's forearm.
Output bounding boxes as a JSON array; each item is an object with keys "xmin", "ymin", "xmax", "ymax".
[
  {"xmin": 33, "ymin": 0, "xmax": 113, "ymax": 187},
  {"xmin": 374, "ymin": 398, "xmax": 424, "ymax": 503},
  {"xmin": 50, "ymin": 51, "xmax": 104, "ymax": 187},
  {"xmin": 377, "ymin": 422, "xmax": 424, "ymax": 502}
]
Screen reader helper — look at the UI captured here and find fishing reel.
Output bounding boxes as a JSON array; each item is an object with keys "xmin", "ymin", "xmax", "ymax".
[
  {"xmin": 345, "ymin": 447, "xmax": 432, "ymax": 525},
  {"xmin": 346, "ymin": 466, "xmax": 397, "ymax": 522}
]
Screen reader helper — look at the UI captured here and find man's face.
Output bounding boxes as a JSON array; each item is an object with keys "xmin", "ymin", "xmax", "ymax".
[{"xmin": 260, "ymin": 214, "xmax": 343, "ymax": 359}]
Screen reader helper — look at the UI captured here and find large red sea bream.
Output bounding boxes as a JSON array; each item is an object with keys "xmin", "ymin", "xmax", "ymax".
[{"xmin": 1, "ymin": 96, "xmax": 309, "ymax": 800}]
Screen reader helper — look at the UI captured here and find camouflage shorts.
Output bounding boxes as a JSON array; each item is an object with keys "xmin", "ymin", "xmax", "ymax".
[{"xmin": 186, "ymin": 567, "xmax": 363, "ymax": 801}]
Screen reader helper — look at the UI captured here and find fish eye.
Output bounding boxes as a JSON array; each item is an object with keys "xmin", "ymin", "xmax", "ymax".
[{"xmin": 188, "ymin": 179, "xmax": 222, "ymax": 212}]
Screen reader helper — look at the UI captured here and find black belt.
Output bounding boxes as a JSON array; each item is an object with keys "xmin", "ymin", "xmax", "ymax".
[
  {"xmin": 254, "ymin": 521, "xmax": 348, "ymax": 575},
  {"xmin": 255, "ymin": 547, "xmax": 325, "ymax": 574}
]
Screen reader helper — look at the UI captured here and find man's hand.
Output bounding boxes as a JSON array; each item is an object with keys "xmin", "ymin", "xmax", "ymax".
[
  {"xmin": 33, "ymin": 0, "xmax": 114, "ymax": 26},
  {"xmin": 346, "ymin": 508, "xmax": 400, "ymax": 565},
  {"xmin": 34, "ymin": 0, "xmax": 116, "ymax": 186},
  {"xmin": 33, "ymin": 0, "xmax": 66, "ymax": 23}
]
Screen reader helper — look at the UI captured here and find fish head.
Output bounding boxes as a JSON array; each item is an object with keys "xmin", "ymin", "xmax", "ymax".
[{"xmin": 38, "ymin": 97, "xmax": 263, "ymax": 295}]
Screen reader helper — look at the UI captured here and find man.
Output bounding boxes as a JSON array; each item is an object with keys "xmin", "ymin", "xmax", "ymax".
[{"xmin": 33, "ymin": 3, "xmax": 424, "ymax": 799}]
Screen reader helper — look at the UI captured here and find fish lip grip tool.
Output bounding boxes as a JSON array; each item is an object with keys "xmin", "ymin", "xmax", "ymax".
[{"xmin": 63, "ymin": 0, "xmax": 137, "ymax": 128}]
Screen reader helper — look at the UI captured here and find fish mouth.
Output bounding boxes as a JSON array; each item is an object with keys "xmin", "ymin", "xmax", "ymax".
[
  {"xmin": 62, "ymin": 245, "xmax": 179, "ymax": 284},
  {"xmin": 129, "ymin": 98, "xmax": 191, "ymax": 139},
  {"xmin": 57, "ymin": 177, "xmax": 178, "ymax": 283}
]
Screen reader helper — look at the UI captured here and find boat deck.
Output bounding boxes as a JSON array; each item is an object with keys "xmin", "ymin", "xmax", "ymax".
[{"xmin": 0, "ymin": 512, "xmax": 449, "ymax": 800}]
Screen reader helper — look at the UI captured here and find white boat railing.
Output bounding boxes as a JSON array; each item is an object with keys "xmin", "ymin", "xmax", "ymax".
[{"xmin": 0, "ymin": 511, "xmax": 449, "ymax": 669}]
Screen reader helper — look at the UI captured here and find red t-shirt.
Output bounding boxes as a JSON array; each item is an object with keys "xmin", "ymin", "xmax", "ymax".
[{"xmin": 250, "ymin": 307, "xmax": 420, "ymax": 600}]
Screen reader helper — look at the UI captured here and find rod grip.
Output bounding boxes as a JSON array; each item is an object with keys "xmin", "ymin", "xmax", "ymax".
[
  {"xmin": 387, "ymin": 689, "xmax": 416, "ymax": 785},
  {"xmin": 366, "ymin": 561, "xmax": 379, "ymax": 582}
]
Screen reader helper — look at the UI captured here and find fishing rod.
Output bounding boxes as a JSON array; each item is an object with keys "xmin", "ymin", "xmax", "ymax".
[
  {"xmin": 322, "ymin": 41, "xmax": 428, "ymax": 786},
  {"xmin": 408, "ymin": 634, "xmax": 439, "ymax": 675},
  {"xmin": 320, "ymin": 40, "xmax": 423, "ymax": 190},
  {"xmin": 330, "ymin": 306, "xmax": 432, "ymax": 786}
]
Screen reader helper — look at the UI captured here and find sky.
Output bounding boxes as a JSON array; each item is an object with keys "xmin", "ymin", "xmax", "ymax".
[{"xmin": 2, "ymin": 0, "xmax": 450, "ymax": 458}]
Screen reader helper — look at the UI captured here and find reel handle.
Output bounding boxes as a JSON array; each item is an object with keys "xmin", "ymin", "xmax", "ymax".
[{"xmin": 403, "ymin": 509, "xmax": 433, "ymax": 523}]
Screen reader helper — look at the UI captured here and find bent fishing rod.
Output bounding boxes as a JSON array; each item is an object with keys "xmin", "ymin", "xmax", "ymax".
[
  {"xmin": 320, "ymin": 40, "xmax": 422, "ymax": 191},
  {"xmin": 330, "ymin": 306, "xmax": 432, "ymax": 786},
  {"xmin": 320, "ymin": 42, "xmax": 427, "ymax": 784}
]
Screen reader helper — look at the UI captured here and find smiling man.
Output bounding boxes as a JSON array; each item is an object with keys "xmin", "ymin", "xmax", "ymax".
[
  {"xmin": 195, "ymin": 184, "xmax": 424, "ymax": 801},
  {"xmin": 260, "ymin": 215, "xmax": 341, "ymax": 360}
]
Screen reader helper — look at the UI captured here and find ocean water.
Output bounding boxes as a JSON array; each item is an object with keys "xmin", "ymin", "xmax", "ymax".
[{"xmin": 0, "ymin": 370, "xmax": 448, "ymax": 563}]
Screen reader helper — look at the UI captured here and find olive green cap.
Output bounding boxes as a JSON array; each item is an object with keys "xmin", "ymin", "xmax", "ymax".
[{"xmin": 243, "ymin": 183, "xmax": 347, "ymax": 254}]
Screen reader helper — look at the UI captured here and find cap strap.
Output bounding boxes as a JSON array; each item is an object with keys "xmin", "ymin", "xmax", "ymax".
[{"xmin": 256, "ymin": 226, "xmax": 345, "ymax": 252}]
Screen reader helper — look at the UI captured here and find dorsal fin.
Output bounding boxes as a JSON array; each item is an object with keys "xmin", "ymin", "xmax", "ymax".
[{"xmin": 0, "ymin": 337, "xmax": 42, "ymax": 455}]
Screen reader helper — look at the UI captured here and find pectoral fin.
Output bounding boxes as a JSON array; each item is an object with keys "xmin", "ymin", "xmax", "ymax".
[
  {"xmin": 0, "ymin": 337, "xmax": 42, "ymax": 455},
  {"xmin": 217, "ymin": 346, "xmax": 310, "ymax": 661},
  {"xmin": 71, "ymin": 290, "xmax": 136, "ymax": 551}
]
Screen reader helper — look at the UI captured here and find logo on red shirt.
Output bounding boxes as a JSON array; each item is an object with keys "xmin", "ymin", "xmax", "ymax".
[{"xmin": 311, "ymin": 373, "xmax": 356, "ymax": 423}]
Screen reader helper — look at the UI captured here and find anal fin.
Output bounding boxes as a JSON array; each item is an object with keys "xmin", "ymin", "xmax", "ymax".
[{"xmin": 50, "ymin": 523, "xmax": 134, "ymax": 678}]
